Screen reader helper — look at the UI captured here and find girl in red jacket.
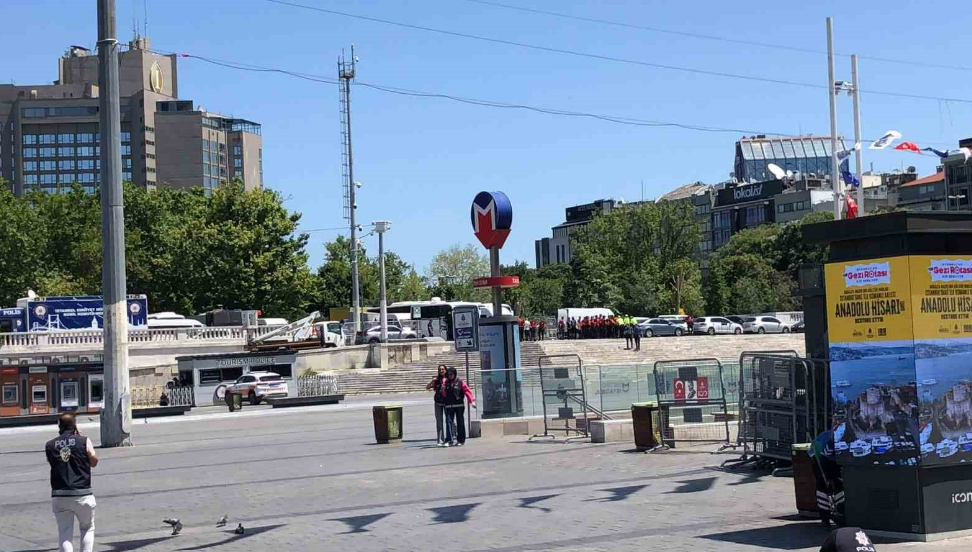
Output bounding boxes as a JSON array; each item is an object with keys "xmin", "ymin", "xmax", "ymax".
[{"xmin": 443, "ymin": 367, "xmax": 476, "ymax": 446}]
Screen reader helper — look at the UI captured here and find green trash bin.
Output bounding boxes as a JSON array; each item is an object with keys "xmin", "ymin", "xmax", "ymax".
[
  {"xmin": 631, "ymin": 402, "xmax": 661, "ymax": 450},
  {"xmin": 373, "ymin": 405, "xmax": 403, "ymax": 444},
  {"xmin": 225, "ymin": 390, "xmax": 242, "ymax": 412}
]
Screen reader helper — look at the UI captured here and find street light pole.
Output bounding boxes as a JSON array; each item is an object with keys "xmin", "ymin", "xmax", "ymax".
[
  {"xmin": 97, "ymin": 0, "xmax": 132, "ymax": 447},
  {"xmin": 851, "ymin": 54, "xmax": 864, "ymax": 215},
  {"xmin": 374, "ymin": 221, "xmax": 391, "ymax": 342},
  {"xmin": 826, "ymin": 17, "xmax": 841, "ymax": 221}
]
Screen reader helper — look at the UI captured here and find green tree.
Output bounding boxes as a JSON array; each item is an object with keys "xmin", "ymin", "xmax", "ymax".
[
  {"xmin": 566, "ymin": 201, "xmax": 701, "ymax": 315},
  {"xmin": 427, "ymin": 244, "xmax": 490, "ymax": 302}
]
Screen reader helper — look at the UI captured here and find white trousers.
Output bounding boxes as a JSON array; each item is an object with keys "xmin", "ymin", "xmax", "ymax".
[{"xmin": 52, "ymin": 495, "xmax": 96, "ymax": 552}]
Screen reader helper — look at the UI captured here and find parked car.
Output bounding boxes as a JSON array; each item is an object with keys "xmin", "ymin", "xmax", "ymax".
[
  {"xmin": 693, "ymin": 317, "xmax": 743, "ymax": 335},
  {"xmin": 356, "ymin": 321, "xmax": 418, "ymax": 344},
  {"xmin": 726, "ymin": 316, "xmax": 746, "ymax": 326},
  {"xmin": 229, "ymin": 371, "xmax": 289, "ymax": 405},
  {"xmin": 639, "ymin": 318, "xmax": 683, "ymax": 337},
  {"xmin": 790, "ymin": 320, "xmax": 805, "ymax": 333},
  {"xmin": 743, "ymin": 316, "xmax": 789, "ymax": 334},
  {"xmin": 657, "ymin": 315, "xmax": 689, "ymax": 333}
]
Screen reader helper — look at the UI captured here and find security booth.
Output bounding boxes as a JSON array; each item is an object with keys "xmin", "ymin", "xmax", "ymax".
[
  {"xmin": 177, "ymin": 350, "xmax": 298, "ymax": 407},
  {"xmin": 803, "ymin": 211, "xmax": 972, "ymax": 539}
]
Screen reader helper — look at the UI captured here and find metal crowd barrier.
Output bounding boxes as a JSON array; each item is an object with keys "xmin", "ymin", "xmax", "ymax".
[
  {"xmin": 297, "ymin": 374, "xmax": 339, "ymax": 397},
  {"xmin": 651, "ymin": 358, "xmax": 731, "ymax": 449},
  {"xmin": 132, "ymin": 385, "xmax": 193, "ymax": 408},
  {"xmin": 531, "ymin": 354, "xmax": 605, "ymax": 442},
  {"xmin": 731, "ymin": 350, "xmax": 800, "ymax": 451},
  {"xmin": 724, "ymin": 354, "xmax": 820, "ymax": 468}
]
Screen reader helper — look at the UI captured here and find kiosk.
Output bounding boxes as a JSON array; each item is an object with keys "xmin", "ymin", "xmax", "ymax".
[
  {"xmin": 470, "ymin": 191, "xmax": 523, "ymax": 418},
  {"xmin": 804, "ymin": 212, "xmax": 972, "ymax": 540}
]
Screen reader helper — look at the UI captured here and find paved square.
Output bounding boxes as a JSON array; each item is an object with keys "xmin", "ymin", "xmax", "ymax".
[{"xmin": 1, "ymin": 394, "xmax": 969, "ymax": 552}]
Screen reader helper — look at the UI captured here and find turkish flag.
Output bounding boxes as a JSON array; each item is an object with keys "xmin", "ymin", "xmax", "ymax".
[
  {"xmin": 893, "ymin": 141, "xmax": 921, "ymax": 153},
  {"xmin": 673, "ymin": 379, "xmax": 686, "ymax": 400},
  {"xmin": 845, "ymin": 196, "xmax": 859, "ymax": 219}
]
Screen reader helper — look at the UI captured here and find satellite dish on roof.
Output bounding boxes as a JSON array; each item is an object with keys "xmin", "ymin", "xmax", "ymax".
[{"xmin": 767, "ymin": 163, "xmax": 786, "ymax": 180}]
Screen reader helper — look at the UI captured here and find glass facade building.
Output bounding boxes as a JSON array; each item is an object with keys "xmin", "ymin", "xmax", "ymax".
[{"xmin": 734, "ymin": 135, "xmax": 848, "ymax": 182}]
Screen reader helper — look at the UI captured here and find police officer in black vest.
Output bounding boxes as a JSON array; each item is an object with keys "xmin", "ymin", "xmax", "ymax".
[{"xmin": 45, "ymin": 413, "xmax": 99, "ymax": 552}]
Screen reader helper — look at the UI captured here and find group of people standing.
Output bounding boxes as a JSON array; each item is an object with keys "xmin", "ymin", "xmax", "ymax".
[
  {"xmin": 517, "ymin": 318, "xmax": 547, "ymax": 341},
  {"xmin": 427, "ymin": 365, "xmax": 477, "ymax": 447},
  {"xmin": 558, "ymin": 315, "xmax": 641, "ymax": 341}
]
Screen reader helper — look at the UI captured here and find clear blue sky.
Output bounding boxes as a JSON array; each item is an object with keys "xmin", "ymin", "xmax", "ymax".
[{"xmin": 3, "ymin": 1, "xmax": 967, "ymax": 273}]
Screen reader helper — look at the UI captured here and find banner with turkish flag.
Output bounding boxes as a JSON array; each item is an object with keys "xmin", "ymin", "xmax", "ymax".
[{"xmin": 893, "ymin": 141, "xmax": 921, "ymax": 153}]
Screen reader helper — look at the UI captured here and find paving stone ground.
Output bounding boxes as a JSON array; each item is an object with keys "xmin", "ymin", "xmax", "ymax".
[{"xmin": 1, "ymin": 394, "xmax": 968, "ymax": 552}]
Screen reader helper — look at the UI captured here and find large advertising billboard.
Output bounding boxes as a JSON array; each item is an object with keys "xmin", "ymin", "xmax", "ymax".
[
  {"xmin": 26, "ymin": 297, "xmax": 148, "ymax": 331},
  {"xmin": 826, "ymin": 256, "xmax": 919, "ymax": 466},
  {"xmin": 910, "ymin": 256, "xmax": 972, "ymax": 466}
]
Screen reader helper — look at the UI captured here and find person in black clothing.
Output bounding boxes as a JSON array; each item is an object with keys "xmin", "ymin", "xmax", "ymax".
[
  {"xmin": 443, "ymin": 367, "xmax": 477, "ymax": 446},
  {"xmin": 426, "ymin": 365, "xmax": 449, "ymax": 446},
  {"xmin": 46, "ymin": 413, "xmax": 99, "ymax": 552}
]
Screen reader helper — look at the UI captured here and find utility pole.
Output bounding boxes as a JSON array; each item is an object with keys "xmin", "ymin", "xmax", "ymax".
[
  {"xmin": 826, "ymin": 17, "xmax": 841, "ymax": 221},
  {"xmin": 851, "ymin": 54, "xmax": 864, "ymax": 215},
  {"xmin": 339, "ymin": 47, "xmax": 361, "ymax": 335},
  {"xmin": 98, "ymin": 0, "xmax": 132, "ymax": 447},
  {"xmin": 374, "ymin": 221, "xmax": 391, "ymax": 342}
]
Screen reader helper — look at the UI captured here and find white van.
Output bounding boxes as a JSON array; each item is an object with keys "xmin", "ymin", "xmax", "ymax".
[
  {"xmin": 147, "ymin": 312, "xmax": 205, "ymax": 329},
  {"xmin": 557, "ymin": 308, "xmax": 617, "ymax": 322}
]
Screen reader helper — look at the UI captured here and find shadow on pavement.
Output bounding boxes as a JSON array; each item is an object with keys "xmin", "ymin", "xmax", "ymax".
[
  {"xmin": 700, "ymin": 521, "xmax": 829, "ymax": 550},
  {"xmin": 428, "ymin": 503, "xmax": 480, "ymax": 524},
  {"xmin": 517, "ymin": 494, "xmax": 560, "ymax": 513},
  {"xmin": 331, "ymin": 513, "xmax": 392, "ymax": 534},
  {"xmin": 175, "ymin": 523, "xmax": 287, "ymax": 551},
  {"xmin": 100, "ymin": 535, "xmax": 180, "ymax": 551},
  {"xmin": 666, "ymin": 477, "xmax": 717, "ymax": 494},
  {"xmin": 584, "ymin": 484, "xmax": 648, "ymax": 503}
]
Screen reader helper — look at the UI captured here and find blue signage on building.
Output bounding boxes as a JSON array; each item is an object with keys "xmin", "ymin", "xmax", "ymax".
[{"xmin": 26, "ymin": 297, "xmax": 148, "ymax": 331}]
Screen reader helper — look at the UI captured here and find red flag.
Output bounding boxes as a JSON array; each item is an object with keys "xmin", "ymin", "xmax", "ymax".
[
  {"xmin": 846, "ymin": 196, "xmax": 859, "ymax": 219},
  {"xmin": 893, "ymin": 141, "xmax": 921, "ymax": 153}
]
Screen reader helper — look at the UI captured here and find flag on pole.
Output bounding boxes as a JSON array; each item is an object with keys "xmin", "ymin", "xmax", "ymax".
[
  {"xmin": 869, "ymin": 130, "xmax": 902, "ymax": 150},
  {"xmin": 846, "ymin": 195, "xmax": 859, "ymax": 219},
  {"xmin": 893, "ymin": 141, "xmax": 921, "ymax": 153},
  {"xmin": 836, "ymin": 142, "xmax": 861, "ymax": 162},
  {"xmin": 841, "ymin": 171, "xmax": 860, "ymax": 188},
  {"xmin": 923, "ymin": 147, "xmax": 948, "ymax": 159}
]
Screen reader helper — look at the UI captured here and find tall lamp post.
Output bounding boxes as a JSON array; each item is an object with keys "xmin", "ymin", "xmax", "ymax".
[
  {"xmin": 374, "ymin": 221, "xmax": 391, "ymax": 342},
  {"xmin": 98, "ymin": 0, "xmax": 132, "ymax": 447}
]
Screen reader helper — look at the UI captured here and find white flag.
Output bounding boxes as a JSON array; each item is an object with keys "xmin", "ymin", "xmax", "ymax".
[
  {"xmin": 869, "ymin": 130, "xmax": 902, "ymax": 150},
  {"xmin": 837, "ymin": 142, "xmax": 861, "ymax": 161}
]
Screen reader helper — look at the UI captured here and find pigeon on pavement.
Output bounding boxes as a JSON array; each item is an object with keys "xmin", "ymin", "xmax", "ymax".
[
  {"xmin": 234, "ymin": 524, "xmax": 245, "ymax": 535},
  {"xmin": 216, "ymin": 515, "xmax": 228, "ymax": 528},
  {"xmin": 162, "ymin": 518, "xmax": 183, "ymax": 536}
]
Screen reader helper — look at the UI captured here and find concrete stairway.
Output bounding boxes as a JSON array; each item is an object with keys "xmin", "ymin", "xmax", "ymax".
[
  {"xmin": 537, "ymin": 333, "xmax": 806, "ymax": 366},
  {"xmin": 332, "ymin": 333, "xmax": 805, "ymax": 395},
  {"xmin": 334, "ymin": 342, "xmax": 547, "ymax": 395}
]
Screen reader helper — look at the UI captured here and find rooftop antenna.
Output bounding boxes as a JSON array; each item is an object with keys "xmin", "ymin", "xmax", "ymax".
[{"xmin": 144, "ymin": 0, "xmax": 149, "ymax": 38}]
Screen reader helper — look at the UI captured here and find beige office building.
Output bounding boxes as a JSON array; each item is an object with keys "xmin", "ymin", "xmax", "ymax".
[{"xmin": 0, "ymin": 37, "xmax": 262, "ymax": 196}]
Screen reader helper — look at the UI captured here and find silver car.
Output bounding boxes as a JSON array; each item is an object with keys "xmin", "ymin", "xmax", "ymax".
[
  {"xmin": 692, "ymin": 317, "xmax": 743, "ymax": 335},
  {"xmin": 356, "ymin": 322, "xmax": 418, "ymax": 344},
  {"xmin": 742, "ymin": 316, "xmax": 789, "ymax": 334}
]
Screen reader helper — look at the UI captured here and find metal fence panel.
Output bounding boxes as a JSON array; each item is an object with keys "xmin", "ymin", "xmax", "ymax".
[
  {"xmin": 652, "ymin": 358, "xmax": 731, "ymax": 447},
  {"xmin": 297, "ymin": 374, "xmax": 339, "ymax": 397}
]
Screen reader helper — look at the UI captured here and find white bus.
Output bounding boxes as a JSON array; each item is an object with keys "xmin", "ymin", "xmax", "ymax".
[{"xmin": 367, "ymin": 299, "xmax": 513, "ymax": 340}]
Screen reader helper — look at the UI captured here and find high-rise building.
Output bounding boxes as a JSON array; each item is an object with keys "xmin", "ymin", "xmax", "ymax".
[
  {"xmin": 535, "ymin": 199, "xmax": 619, "ymax": 268},
  {"xmin": 0, "ymin": 37, "xmax": 262, "ymax": 196},
  {"xmin": 734, "ymin": 135, "xmax": 848, "ymax": 183}
]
